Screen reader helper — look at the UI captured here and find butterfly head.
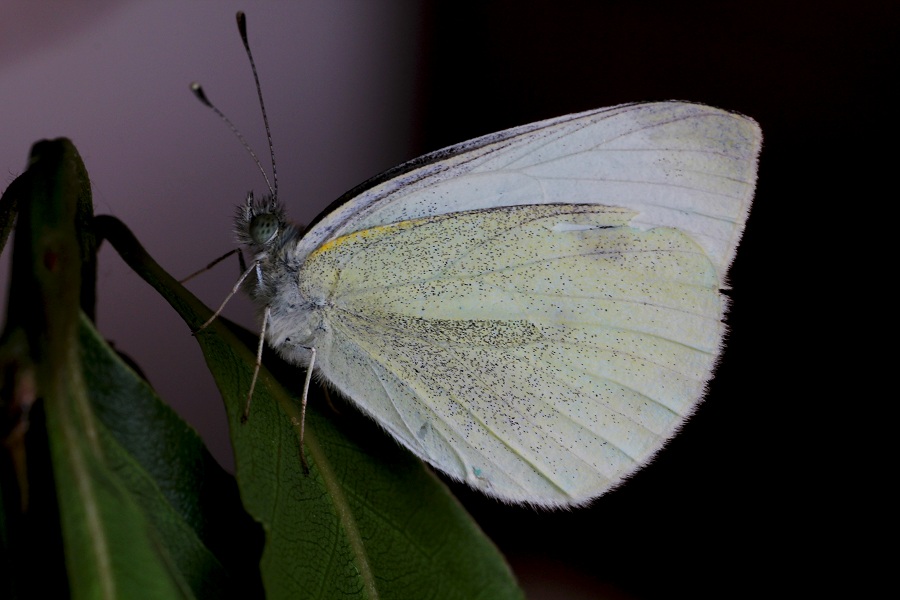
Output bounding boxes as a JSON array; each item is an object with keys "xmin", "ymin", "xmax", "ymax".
[{"xmin": 235, "ymin": 190, "xmax": 290, "ymax": 251}]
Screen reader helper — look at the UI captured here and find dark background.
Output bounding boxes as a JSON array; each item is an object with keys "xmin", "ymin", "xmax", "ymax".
[{"xmin": 3, "ymin": 2, "xmax": 892, "ymax": 597}]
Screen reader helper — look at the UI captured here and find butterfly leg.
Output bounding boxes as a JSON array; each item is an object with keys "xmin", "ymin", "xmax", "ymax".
[
  {"xmin": 242, "ymin": 303, "xmax": 270, "ymax": 423},
  {"xmin": 232, "ymin": 297, "xmax": 312, "ymax": 476},
  {"xmin": 195, "ymin": 259, "xmax": 259, "ymax": 332},
  {"xmin": 301, "ymin": 347, "xmax": 315, "ymax": 472},
  {"xmin": 290, "ymin": 346, "xmax": 315, "ymax": 474},
  {"xmin": 178, "ymin": 247, "xmax": 245, "ymax": 284},
  {"xmin": 240, "ymin": 304, "xmax": 314, "ymax": 474}
]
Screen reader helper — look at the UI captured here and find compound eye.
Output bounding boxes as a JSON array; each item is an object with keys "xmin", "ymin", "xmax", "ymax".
[{"xmin": 249, "ymin": 213, "xmax": 279, "ymax": 245}]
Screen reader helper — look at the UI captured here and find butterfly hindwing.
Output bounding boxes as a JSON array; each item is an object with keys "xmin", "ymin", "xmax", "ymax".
[{"xmin": 297, "ymin": 203, "xmax": 724, "ymax": 506}]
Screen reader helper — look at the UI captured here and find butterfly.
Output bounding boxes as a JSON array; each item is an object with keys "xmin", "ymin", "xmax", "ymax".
[{"xmin": 196, "ymin": 13, "xmax": 760, "ymax": 508}]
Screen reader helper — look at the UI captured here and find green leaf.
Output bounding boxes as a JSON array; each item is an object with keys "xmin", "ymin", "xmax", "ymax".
[
  {"xmin": 97, "ymin": 212, "xmax": 524, "ymax": 597},
  {"xmin": 79, "ymin": 316, "xmax": 265, "ymax": 599},
  {"xmin": 0, "ymin": 139, "xmax": 262, "ymax": 599}
]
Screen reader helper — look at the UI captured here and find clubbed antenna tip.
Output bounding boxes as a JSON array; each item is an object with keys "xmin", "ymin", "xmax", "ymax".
[
  {"xmin": 236, "ymin": 11, "xmax": 249, "ymax": 51},
  {"xmin": 190, "ymin": 82, "xmax": 212, "ymax": 107}
]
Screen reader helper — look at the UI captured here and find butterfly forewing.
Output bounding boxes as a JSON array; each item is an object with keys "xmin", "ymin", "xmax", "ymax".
[{"xmin": 295, "ymin": 103, "xmax": 759, "ymax": 283}]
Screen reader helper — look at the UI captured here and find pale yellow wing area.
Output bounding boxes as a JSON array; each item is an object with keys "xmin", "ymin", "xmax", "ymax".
[{"xmin": 300, "ymin": 204, "xmax": 723, "ymax": 506}]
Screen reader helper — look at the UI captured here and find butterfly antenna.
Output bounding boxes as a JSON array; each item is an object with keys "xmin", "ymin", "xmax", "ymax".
[
  {"xmin": 190, "ymin": 82, "xmax": 275, "ymax": 197},
  {"xmin": 236, "ymin": 11, "xmax": 278, "ymax": 199},
  {"xmin": 188, "ymin": 11, "xmax": 277, "ymax": 197}
]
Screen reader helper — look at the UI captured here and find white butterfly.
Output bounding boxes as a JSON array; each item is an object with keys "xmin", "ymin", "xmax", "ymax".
[
  {"xmin": 197, "ymin": 16, "xmax": 760, "ymax": 509},
  {"xmin": 217, "ymin": 101, "xmax": 759, "ymax": 508}
]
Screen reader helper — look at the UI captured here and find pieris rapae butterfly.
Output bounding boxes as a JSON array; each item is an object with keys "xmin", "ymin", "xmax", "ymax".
[{"xmin": 197, "ymin": 12, "xmax": 760, "ymax": 508}]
